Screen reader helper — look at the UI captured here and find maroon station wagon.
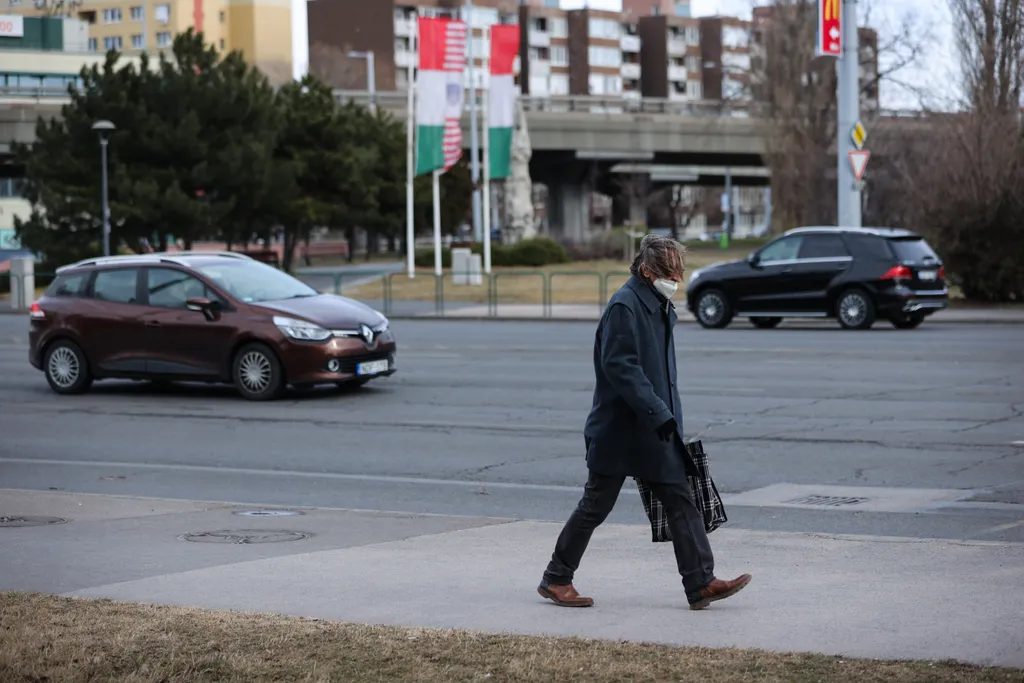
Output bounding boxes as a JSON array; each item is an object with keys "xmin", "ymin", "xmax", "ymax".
[{"xmin": 28, "ymin": 252, "xmax": 396, "ymax": 400}]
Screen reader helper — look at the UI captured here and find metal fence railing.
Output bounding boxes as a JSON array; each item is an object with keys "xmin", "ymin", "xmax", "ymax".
[{"xmin": 1, "ymin": 268, "xmax": 637, "ymax": 319}]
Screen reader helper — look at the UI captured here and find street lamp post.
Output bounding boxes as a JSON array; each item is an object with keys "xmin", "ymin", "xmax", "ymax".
[
  {"xmin": 91, "ymin": 120, "xmax": 116, "ymax": 257},
  {"xmin": 347, "ymin": 50, "xmax": 376, "ymax": 114}
]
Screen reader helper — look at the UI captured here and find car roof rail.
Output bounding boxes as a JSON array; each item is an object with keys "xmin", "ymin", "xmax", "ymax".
[
  {"xmin": 783, "ymin": 226, "xmax": 917, "ymax": 238},
  {"xmin": 148, "ymin": 250, "xmax": 253, "ymax": 260},
  {"xmin": 55, "ymin": 250, "xmax": 253, "ymax": 274}
]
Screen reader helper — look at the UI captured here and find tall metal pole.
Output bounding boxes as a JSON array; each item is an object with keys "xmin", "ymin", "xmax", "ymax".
[
  {"xmin": 100, "ymin": 139, "xmax": 110, "ymax": 257},
  {"xmin": 464, "ymin": 0, "xmax": 482, "ymax": 242},
  {"xmin": 366, "ymin": 51, "xmax": 377, "ymax": 114},
  {"xmin": 405, "ymin": 24, "xmax": 417, "ymax": 278},
  {"xmin": 836, "ymin": 0, "xmax": 861, "ymax": 227}
]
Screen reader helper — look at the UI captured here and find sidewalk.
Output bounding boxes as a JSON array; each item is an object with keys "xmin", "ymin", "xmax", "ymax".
[{"xmin": 2, "ymin": 489, "xmax": 1021, "ymax": 667}]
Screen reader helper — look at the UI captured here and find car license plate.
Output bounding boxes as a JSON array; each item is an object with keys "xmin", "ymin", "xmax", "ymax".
[
  {"xmin": 918, "ymin": 270, "xmax": 937, "ymax": 281},
  {"xmin": 356, "ymin": 359, "xmax": 389, "ymax": 376}
]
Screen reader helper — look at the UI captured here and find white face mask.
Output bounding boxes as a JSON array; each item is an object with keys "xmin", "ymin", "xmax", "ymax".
[{"xmin": 653, "ymin": 278, "xmax": 679, "ymax": 300}]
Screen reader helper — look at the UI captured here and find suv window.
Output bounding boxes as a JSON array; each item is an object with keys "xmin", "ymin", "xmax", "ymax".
[
  {"xmin": 146, "ymin": 267, "xmax": 214, "ymax": 308},
  {"xmin": 847, "ymin": 234, "xmax": 894, "ymax": 260},
  {"xmin": 798, "ymin": 234, "xmax": 850, "ymax": 259},
  {"xmin": 91, "ymin": 268, "xmax": 139, "ymax": 304},
  {"xmin": 758, "ymin": 235, "xmax": 803, "ymax": 262},
  {"xmin": 889, "ymin": 237, "xmax": 939, "ymax": 262},
  {"xmin": 45, "ymin": 272, "xmax": 89, "ymax": 298}
]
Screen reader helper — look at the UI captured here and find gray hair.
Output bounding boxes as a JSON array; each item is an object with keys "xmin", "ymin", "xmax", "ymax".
[{"xmin": 629, "ymin": 234, "xmax": 687, "ymax": 279}]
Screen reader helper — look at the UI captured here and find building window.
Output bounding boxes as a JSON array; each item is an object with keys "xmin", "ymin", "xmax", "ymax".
[
  {"xmin": 588, "ymin": 45, "xmax": 621, "ymax": 68},
  {"xmin": 686, "ymin": 27, "xmax": 700, "ymax": 44},
  {"xmin": 466, "ymin": 6, "xmax": 498, "ymax": 28},
  {"xmin": 88, "ymin": 37, "xmax": 98, "ymax": 51},
  {"xmin": 156, "ymin": 31, "xmax": 171, "ymax": 47},
  {"xmin": 154, "ymin": 4, "xmax": 170, "ymax": 23},
  {"xmin": 722, "ymin": 26, "xmax": 748, "ymax": 48},
  {"xmin": 102, "ymin": 8, "xmax": 122, "ymax": 23},
  {"xmin": 499, "ymin": 12, "xmax": 517, "ymax": 25},
  {"xmin": 550, "ymin": 45, "xmax": 568, "ymax": 66},
  {"xmin": 687, "ymin": 55, "xmax": 700, "ymax": 71},
  {"xmin": 674, "ymin": 2, "xmax": 690, "ymax": 17},
  {"xmin": 103, "ymin": 36, "xmax": 123, "ymax": 50},
  {"xmin": 130, "ymin": 6, "xmax": 143, "ymax": 20},
  {"xmin": 548, "ymin": 17, "xmax": 567, "ymax": 38},
  {"xmin": 219, "ymin": 10, "xmax": 225, "ymax": 22},
  {"xmin": 589, "ymin": 18, "xmax": 621, "ymax": 40},
  {"xmin": 219, "ymin": 38, "xmax": 225, "ymax": 49},
  {"xmin": 131, "ymin": 34, "xmax": 143, "ymax": 49}
]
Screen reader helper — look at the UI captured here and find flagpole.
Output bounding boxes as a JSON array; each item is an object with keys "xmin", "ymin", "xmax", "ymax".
[
  {"xmin": 481, "ymin": 23, "xmax": 492, "ymax": 275},
  {"xmin": 432, "ymin": 170, "xmax": 443, "ymax": 277},
  {"xmin": 405, "ymin": 20, "xmax": 417, "ymax": 279}
]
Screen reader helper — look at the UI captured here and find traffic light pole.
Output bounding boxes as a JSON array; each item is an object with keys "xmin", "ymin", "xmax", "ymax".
[{"xmin": 836, "ymin": 0, "xmax": 861, "ymax": 228}]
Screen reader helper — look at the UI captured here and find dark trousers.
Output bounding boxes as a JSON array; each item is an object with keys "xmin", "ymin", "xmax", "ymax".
[{"xmin": 542, "ymin": 469, "xmax": 716, "ymax": 598}]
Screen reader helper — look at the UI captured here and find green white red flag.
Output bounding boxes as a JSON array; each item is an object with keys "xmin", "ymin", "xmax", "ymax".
[
  {"xmin": 487, "ymin": 24, "xmax": 519, "ymax": 180},
  {"xmin": 415, "ymin": 17, "xmax": 467, "ymax": 176}
]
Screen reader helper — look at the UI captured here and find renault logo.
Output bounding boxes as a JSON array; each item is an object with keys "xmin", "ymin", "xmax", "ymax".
[{"xmin": 359, "ymin": 324, "xmax": 375, "ymax": 346}]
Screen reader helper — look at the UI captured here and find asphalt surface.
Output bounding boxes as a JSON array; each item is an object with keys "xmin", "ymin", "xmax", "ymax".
[{"xmin": 1, "ymin": 315, "xmax": 1022, "ymax": 543}]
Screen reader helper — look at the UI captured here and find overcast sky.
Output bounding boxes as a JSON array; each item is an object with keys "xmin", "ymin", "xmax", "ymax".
[{"xmin": 559, "ymin": 0, "xmax": 960, "ymax": 109}]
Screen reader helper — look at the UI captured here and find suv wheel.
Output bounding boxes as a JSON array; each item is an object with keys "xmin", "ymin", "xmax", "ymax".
[
  {"xmin": 695, "ymin": 289, "xmax": 733, "ymax": 329},
  {"xmin": 750, "ymin": 317, "xmax": 783, "ymax": 329},
  {"xmin": 891, "ymin": 313, "xmax": 925, "ymax": 330},
  {"xmin": 44, "ymin": 340, "xmax": 93, "ymax": 395},
  {"xmin": 232, "ymin": 343, "xmax": 284, "ymax": 401},
  {"xmin": 836, "ymin": 289, "xmax": 876, "ymax": 330}
]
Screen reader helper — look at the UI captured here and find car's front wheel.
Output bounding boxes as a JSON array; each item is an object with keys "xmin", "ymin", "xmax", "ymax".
[
  {"xmin": 232, "ymin": 343, "xmax": 285, "ymax": 401},
  {"xmin": 750, "ymin": 317, "xmax": 783, "ymax": 329},
  {"xmin": 44, "ymin": 340, "xmax": 93, "ymax": 395},
  {"xmin": 694, "ymin": 289, "xmax": 733, "ymax": 329},
  {"xmin": 836, "ymin": 289, "xmax": 876, "ymax": 330}
]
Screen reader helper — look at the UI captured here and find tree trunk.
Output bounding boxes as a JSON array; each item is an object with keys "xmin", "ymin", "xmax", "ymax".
[{"xmin": 281, "ymin": 227, "xmax": 298, "ymax": 273}]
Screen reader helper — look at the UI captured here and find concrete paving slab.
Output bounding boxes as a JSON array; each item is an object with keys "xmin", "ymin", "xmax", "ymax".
[
  {"xmin": 64, "ymin": 515, "xmax": 1024, "ymax": 668},
  {"xmin": 726, "ymin": 483, "xmax": 973, "ymax": 513},
  {"xmin": 0, "ymin": 488, "xmax": 231, "ymax": 522}
]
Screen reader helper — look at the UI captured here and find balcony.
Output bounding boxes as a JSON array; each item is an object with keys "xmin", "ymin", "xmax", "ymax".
[
  {"xmin": 529, "ymin": 29, "xmax": 550, "ymax": 48},
  {"xmin": 531, "ymin": 59, "xmax": 551, "ymax": 77},
  {"xmin": 394, "ymin": 17, "xmax": 413, "ymax": 36},
  {"xmin": 395, "ymin": 50, "xmax": 415, "ymax": 68},
  {"xmin": 620, "ymin": 34, "xmax": 640, "ymax": 52},
  {"xmin": 668, "ymin": 37, "xmax": 686, "ymax": 56},
  {"xmin": 668, "ymin": 65, "xmax": 687, "ymax": 81},
  {"xmin": 620, "ymin": 63, "xmax": 640, "ymax": 79}
]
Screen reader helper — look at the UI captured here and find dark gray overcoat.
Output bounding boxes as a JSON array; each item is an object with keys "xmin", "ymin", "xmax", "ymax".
[{"xmin": 583, "ymin": 274, "xmax": 690, "ymax": 484}]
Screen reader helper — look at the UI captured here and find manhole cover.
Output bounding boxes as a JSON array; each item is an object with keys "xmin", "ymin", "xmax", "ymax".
[
  {"xmin": 784, "ymin": 495, "xmax": 869, "ymax": 507},
  {"xmin": 0, "ymin": 515, "xmax": 69, "ymax": 528},
  {"xmin": 179, "ymin": 529, "xmax": 311, "ymax": 544},
  {"xmin": 232, "ymin": 509, "xmax": 304, "ymax": 517}
]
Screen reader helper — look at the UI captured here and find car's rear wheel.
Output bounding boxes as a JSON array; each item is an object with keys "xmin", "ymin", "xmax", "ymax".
[
  {"xmin": 750, "ymin": 317, "xmax": 783, "ymax": 329},
  {"xmin": 836, "ymin": 289, "xmax": 876, "ymax": 330},
  {"xmin": 694, "ymin": 289, "xmax": 733, "ymax": 329},
  {"xmin": 44, "ymin": 340, "xmax": 93, "ymax": 395},
  {"xmin": 890, "ymin": 313, "xmax": 925, "ymax": 330},
  {"xmin": 232, "ymin": 343, "xmax": 284, "ymax": 401}
]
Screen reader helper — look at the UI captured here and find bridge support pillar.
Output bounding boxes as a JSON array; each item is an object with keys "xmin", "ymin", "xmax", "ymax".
[{"xmin": 547, "ymin": 182, "xmax": 589, "ymax": 243}]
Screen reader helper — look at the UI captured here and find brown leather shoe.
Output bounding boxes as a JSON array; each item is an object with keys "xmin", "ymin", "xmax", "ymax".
[
  {"xmin": 688, "ymin": 574, "xmax": 752, "ymax": 610},
  {"xmin": 537, "ymin": 582, "xmax": 594, "ymax": 607}
]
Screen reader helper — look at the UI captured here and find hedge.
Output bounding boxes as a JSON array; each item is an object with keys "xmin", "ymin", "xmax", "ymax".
[{"xmin": 414, "ymin": 237, "xmax": 569, "ymax": 269}]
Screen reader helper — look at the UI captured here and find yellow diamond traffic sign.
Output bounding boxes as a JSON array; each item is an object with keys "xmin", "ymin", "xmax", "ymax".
[{"xmin": 850, "ymin": 120, "xmax": 867, "ymax": 150}]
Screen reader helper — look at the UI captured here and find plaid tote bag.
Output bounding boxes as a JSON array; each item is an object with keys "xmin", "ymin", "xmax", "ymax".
[{"xmin": 635, "ymin": 439, "xmax": 728, "ymax": 543}]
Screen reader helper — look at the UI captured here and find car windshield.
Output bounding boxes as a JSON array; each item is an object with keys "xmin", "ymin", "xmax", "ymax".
[
  {"xmin": 195, "ymin": 260, "xmax": 318, "ymax": 303},
  {"xmin": 889, "ymin": 237, "xmax": 939, "ymax": 263}
]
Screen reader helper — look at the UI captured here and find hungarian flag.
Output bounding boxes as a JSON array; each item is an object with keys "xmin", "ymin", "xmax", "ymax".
[
  {"xmin": 487, "ymin": 24, "xmax": 519, "ymax": 180},
  {"xmin": 415, "ymin": 17, "xmax": 467, "ymax": 175}
]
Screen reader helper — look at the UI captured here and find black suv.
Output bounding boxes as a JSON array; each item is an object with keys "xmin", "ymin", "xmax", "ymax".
[{"xmin": 685, "ymin": 227, "xmax": 948, "ymax": 330}]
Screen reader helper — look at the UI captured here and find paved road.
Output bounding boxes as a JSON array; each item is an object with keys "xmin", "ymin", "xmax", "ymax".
[{"xmin": 1, "ymin": 315, "xmax": 1022, "ymax": 542}]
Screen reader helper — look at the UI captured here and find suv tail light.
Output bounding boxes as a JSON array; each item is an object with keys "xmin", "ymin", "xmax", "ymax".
[
  {"xmin": 880, "ymin": 265, "xmax": 913, "ymax": 280},
  {"xmin": 29, "ymin": 302, "xmax": 45, "ymax": 320},
  {"xmin": 938, "ymin": 266, "xmax": 945, "ymax": 279}
]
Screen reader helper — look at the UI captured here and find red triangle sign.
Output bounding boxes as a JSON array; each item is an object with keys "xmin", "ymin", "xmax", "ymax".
[{"xmin": 849, "ymin": 150, "xmax": 870, "ymax": 181}]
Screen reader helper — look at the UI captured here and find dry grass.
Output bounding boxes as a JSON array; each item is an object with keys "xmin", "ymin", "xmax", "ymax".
[
  {"xmin": 344, "ymin": 249, "xmax": 751, "ymax": 305},
  {"xmin": 1, "ymin": 592, "xmax": 1020, "ymax": 683}
]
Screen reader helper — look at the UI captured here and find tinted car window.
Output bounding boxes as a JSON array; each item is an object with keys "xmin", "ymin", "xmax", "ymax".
[
  {"xmin": 758, "ymin": 236, "xmax": 803, "ymax": 262},
  {"xmin": 92, "ymin": 269, "xmax": 139, "ymax": 304},
  {"xmin": 146, "ymin": 267, "xmax": 212, "ymax": 308},
  {"xmin": 847, "ymin": 234, "xmax": 893, "ymax": 260},
  {"xmin": 195, "ymin": 260, "xmax": 317, "ymax": 303},
  {"xmin": 798, "ymin": 234, "xmax": 850, "ymax": 259},
  {"xmin": 45, "ymin": 272, "xmax": 89, "ymax": 298},
  {"xmin": 889, "ymin": 237, "xmax": 939, "ymax": 262}
]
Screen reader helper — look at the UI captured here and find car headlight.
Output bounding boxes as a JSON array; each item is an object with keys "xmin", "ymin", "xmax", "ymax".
[{"xmin": 273, "ymin": 316, "xmax": 332, "ymax": 342}]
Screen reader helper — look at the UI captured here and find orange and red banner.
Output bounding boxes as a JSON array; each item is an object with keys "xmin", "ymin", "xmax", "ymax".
[{"xmin": 817, "ymin": 0, "xmax": 841, "ymax": 57}]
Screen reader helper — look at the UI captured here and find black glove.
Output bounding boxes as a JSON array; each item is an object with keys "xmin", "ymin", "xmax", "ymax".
[{"xmin": 655, "ymin": 418, "xmax": 677, "ymax": 442}]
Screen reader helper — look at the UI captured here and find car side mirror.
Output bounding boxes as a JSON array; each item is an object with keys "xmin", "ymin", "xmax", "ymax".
[
  {"xmin": 747, "ymin": 253, "xmax": 761, "ymax": 268},
  {"xmin": 186, "ymin": 297, "xmax": 221, "ymax": 321}
]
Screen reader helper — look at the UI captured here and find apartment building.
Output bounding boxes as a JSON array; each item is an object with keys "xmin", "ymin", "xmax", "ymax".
[
  {"xmin": 636, "ymin": 12, "xmax": 701, "ymax": 101},
  {"xmin": 698, "ymin": 15, "xmax": 751, "ymax": 104},
  {"xmin": 5, "ymin": 0, "xmax": 292, "ymax": 82},
  {"xmin": 517, "ymin": 3, "xmax": 569, "ymax": 96},
  {"xmin": 623, "ymin": 0, "xmax": 692, "ymax": 18}
]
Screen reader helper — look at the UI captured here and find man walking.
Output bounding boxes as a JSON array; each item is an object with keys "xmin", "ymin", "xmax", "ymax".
[{"xmin": 537, "ymin": 234, "xmax": 751, "ymax": 611}]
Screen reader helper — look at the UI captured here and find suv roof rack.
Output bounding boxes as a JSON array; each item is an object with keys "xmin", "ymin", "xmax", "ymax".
[
  {"xmin": 784, "ymin": 226, "xmax": 918, "ymax": 238},
  {"xmin": 55, "ymin": 250, "xmax": 253, "ymax": 274}
]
